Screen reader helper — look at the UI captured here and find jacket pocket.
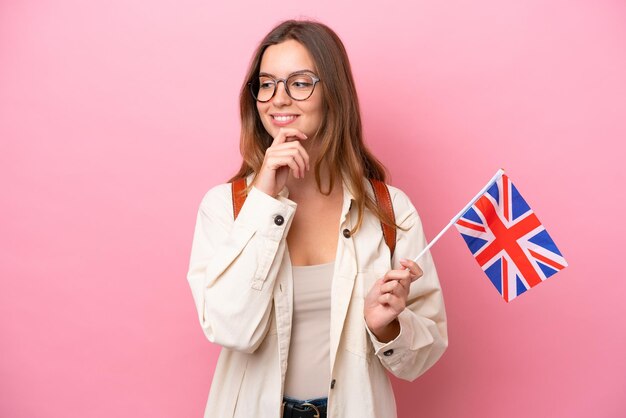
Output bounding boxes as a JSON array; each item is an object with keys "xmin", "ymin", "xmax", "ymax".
[{"xmin": 343, "ymin": 272, "xmax": 378, "ymax": 358}]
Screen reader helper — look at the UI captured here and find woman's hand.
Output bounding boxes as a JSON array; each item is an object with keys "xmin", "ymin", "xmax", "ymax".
[
  {"xmin": 253, "ymin": 128, "xmax": 310, "ymax": 197},
  {"xmin": 364, "ymin": 259, "xmax": 423, "ymax": 342}
]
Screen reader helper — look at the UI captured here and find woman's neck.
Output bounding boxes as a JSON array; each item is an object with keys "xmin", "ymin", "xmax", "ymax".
[{"xmin": 285, "ymin": 155, "xmax": 340, "ymax": 201}]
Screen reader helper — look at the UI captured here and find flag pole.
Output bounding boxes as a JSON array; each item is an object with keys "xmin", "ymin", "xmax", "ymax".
[{"xmin": 411, "ymin": 168, "xmax": 505, "ymax": 263}]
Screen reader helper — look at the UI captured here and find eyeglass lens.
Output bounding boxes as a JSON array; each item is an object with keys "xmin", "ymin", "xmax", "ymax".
[{"xmin": 251, "ymin": 73, "xmax": 316, "ymax": 102}]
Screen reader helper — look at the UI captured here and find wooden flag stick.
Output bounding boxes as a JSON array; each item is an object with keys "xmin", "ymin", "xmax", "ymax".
[{"xmin": 412, "ymin": 168, "xmax": 505, "ymax": 263}]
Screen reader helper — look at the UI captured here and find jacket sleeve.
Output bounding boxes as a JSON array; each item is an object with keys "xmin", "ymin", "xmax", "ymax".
[
  {"xmin": 186, "ymin": 184, "xmax": 296, "ymax": 353},
  {"xmin": 366, "ymin": 187, "xmax": 448, "ymax": 381}
]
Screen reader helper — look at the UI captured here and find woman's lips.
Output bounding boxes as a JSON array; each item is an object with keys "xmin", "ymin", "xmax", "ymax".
[{"xmin": 270, "ymin": 114, "xmax": 299, "ymax": 127}]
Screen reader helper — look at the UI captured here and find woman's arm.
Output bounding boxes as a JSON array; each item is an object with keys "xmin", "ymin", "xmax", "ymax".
[
  {"xmin": 365, "ymin": 187, "xmax": 448, "ymax": 381},
  {"xmin": 187, "ymin": 184, "xmax": 296, "ymax": 353}
]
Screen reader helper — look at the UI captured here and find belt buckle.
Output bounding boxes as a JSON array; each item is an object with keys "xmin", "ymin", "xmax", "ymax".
[{"xmin": 300, "ymin": 402, "xmax": 320, "ymax": 418}]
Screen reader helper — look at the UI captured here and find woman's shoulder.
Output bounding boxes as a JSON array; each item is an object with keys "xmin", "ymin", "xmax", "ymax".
[
  {"xmin": 382, "ymin": 183, "xmax": 421, "ymax": 224},
  {"xmin": 198, "ymin": 174, "xmax": 256, "ymax": 213},
  {"xmin": 378, "ymin": 183, "xmax": 417, "ymax": 213},
  {"xmin": 197, "ymin": 182, "xmax": 236, "ymax": 217}
]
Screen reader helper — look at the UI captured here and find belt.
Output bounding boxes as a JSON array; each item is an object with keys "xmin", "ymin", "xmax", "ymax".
[{"xmin": 282, "ymin": 397, "xmax": 328, "ymax": 418}]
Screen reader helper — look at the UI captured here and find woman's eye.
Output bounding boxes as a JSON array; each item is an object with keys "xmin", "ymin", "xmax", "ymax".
[
  {"xmin": 290, "ymin": 80, "xmax": 313, "ymax": 89},
  {"xmin": 259, "ymin": 81, "xmax": 274, "ymax": 90}
]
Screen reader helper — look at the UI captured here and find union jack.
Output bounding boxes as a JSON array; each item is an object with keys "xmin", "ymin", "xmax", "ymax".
[{"xmin": 454, "ymin": 173, "xmax": 567, "ymax": 302}]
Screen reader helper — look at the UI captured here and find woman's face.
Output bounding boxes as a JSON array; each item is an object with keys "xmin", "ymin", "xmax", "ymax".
[{"xmin": 256, "ymin": 39, "xmax": 324, "ymax": 140}]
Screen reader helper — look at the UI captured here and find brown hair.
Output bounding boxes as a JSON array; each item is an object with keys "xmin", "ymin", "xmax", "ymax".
[{"xmin": 230, "ymin": 19, "xmax": 394, "ymax": 233}]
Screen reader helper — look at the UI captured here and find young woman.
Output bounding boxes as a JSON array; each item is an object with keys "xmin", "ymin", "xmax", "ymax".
[{"xmin": 187, "ymin": 20, "xmax": 448, "ymax": 418}]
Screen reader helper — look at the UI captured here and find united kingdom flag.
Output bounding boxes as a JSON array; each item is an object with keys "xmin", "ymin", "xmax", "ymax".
[{"xmin": 454, "ymin": 172, "xmax": 567, "ymax": 302}]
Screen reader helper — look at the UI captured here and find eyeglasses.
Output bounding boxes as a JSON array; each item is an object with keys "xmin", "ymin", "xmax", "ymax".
[{"xmin": 249, "ymin": 71, "xmax": 321, "ymax": 102}]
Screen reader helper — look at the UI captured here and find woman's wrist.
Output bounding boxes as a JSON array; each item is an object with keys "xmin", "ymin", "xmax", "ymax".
[
  {"xmin": 369, "ymin": 319, "xmax": 400, "ymax": 343},
  {"xmin": 252, "ymin": 181, "xmax": 277, "ymax": 198}
]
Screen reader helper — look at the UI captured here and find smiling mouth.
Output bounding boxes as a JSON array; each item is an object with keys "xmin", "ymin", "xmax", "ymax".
[{"xmin": 272, "ymin": 115, "xmax": 298, "ymax": 122}]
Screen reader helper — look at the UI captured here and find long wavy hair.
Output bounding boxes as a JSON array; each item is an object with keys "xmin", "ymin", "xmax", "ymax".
[{"xmin": 231, "ymin": 20, "xmax": 394, "ymax": 233}]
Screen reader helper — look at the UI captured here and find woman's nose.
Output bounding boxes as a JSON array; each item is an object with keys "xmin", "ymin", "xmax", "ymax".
[{"xmin": 272, "ymin": 81, "xmax": 292, "ymax": 105}]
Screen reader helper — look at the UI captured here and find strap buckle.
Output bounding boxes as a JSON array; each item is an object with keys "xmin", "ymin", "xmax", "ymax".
[{"xmin": 300, "ymin": 402, "xmax": 320, "ymax": 418}]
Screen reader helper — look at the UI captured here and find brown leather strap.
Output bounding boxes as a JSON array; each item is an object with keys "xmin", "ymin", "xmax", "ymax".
[
  {"xmin": 231, "ymin": 178, "xmax": 248, "ymax": 220},
  {"xmin": 369, "ymin": 179, "xmax": 397, "ymax": 259}
]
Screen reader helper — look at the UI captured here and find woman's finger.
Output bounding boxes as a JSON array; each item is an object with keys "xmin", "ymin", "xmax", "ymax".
[
  {"xmin": 380, "ymin": 279, "xmax": 407, "ymax": 297},
  {"xmin": 399, "ymin": 258, "xmax": 423, "ymax": 282},
  {"xmin": 381, "ymin": 270, "xmax": 412, "ymax": 293},
  {"xmin": 269, "ymin": 142, "xmax": 310, "ymax": 172},
  {"xmin": 280, "ymin": 156, "xmax": 303, "ymax": 179},
  {"xmin": 377, "ymin": 292, "xmax": 406, "ymax": 313},
  {"xmin": 271, "ymin": 150, "xmax": 307, "ymax": 178},
  {"xmin": 381, "ymin": 269, "xmax": 411, "ymax": 283},
  {"xmin": 271, "ymin": 127, "xmax": 307, "ymax": 146}
]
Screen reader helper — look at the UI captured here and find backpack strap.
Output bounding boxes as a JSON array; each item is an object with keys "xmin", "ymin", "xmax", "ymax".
[
  {"xmin": 231, "ymin": 177, "xmax": 248, "ymax": 220},
  {"xmin": 368, "ymin": 179, "xmax": 397, "ymax": 259},
  {"xmin": 229, "ymin": 178, "xmax": 397, "ymax": 259}
]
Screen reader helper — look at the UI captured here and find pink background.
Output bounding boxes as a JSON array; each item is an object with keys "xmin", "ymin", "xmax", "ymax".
[{"xmin": 2, "ymin": 1, "xmax": 625, "ymax": 417}]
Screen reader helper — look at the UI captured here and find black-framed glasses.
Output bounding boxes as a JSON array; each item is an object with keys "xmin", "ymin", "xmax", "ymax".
[{"xmin": 248, "ymin": 71, "xmax": 321, "ymax": 102}]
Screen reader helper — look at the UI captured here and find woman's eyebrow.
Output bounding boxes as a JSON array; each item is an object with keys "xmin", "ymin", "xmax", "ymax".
[{"xmin": 258, "ymin": 69, "xmax": 316, "ymax": 77}]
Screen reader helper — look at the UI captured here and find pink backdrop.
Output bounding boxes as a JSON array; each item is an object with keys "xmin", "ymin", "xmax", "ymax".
[{"xmin": 2, "ymin": 1, "xmax": 625, "ymax": 417}]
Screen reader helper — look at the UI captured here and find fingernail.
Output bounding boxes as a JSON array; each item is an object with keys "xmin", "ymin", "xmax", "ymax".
[{"xmin": 400, "ymin": 258, "xmax": 408, "ymax": 263}]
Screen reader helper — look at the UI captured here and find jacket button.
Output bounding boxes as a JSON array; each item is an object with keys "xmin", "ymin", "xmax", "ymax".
[
  {"xmin": 383, "ymin": 349, "xmax": 394, "ymax": 357},
  {"xmin": 342, "ymin": 228, "xmax": 351, "ymax": 238},
  {"xmin": 274, "ymin": 215, "xmax": 284, "ymax": 226},
  {"xmin": 330, "ymin": 379, "xmax": 336, "ymax": 389}
]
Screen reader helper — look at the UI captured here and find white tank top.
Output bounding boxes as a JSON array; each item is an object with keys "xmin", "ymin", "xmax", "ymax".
[{"xmin": 283, "ymin": 261, "xmax": 334, "ymax": 400}]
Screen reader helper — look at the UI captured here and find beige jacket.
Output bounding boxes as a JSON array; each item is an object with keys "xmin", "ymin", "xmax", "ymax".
[{"xmin": 187, "ymin": 178, "xmax": 448, "ymax": 418}]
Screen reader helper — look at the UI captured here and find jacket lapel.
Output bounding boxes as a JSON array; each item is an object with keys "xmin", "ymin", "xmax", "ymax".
[{"xmin": 329, "ymin": 182, "xmax": 358, "ymax": 371}]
